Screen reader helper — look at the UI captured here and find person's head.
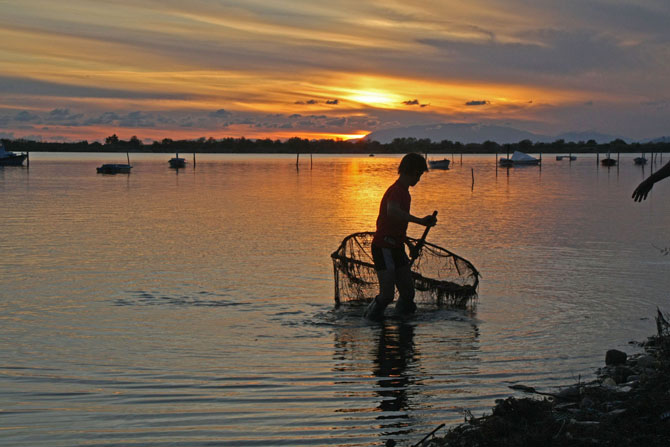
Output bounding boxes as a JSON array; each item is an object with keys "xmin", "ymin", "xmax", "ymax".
[{"xmin": 398, "ymin": 153, "xmax": 428, "ymax": 186}]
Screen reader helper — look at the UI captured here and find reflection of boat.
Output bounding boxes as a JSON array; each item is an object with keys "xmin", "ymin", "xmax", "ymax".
[
  {"xmin": 428, "ymin": 158, "xmax": 450, "ymax": 170},
  {"xmin": 634, "ymin": 157, "xmax": 647, "ymax": 165},
  {"xmin": 97, "ymin": 153, "xmax": 132, "ymax": 174},
  {"xmin": 0, "ymin": 144, "xmax": 28, "ymax": 166},
  {"xmin": 499, "ymin": 151, "xmax": 540, "ymax": 166}
]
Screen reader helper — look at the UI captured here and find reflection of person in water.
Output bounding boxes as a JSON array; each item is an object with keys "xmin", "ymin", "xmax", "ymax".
[{"xmin": 372, "ymin": 322, "xmax": 417, "ymax": 421}]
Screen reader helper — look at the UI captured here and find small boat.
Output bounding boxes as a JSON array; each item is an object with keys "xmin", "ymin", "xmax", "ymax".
[
  {"xmin": 428, "ymin": 158, "xmax": 450, "ymax": 170},
  {"xmin": 556, "ymin": 155, "xmax": 577, "ymax": 161},
  {"xmin": 601, "ymin": 158, "xmax": 616, "ymax": 166},
  {"xmin": 634, "ymin": 157, "xmax": 647, "ymax": 165},
  {"xmin": 0, "ymin": 144, "xmax": 28, "ymax": 166},
  {"xmin": 97, "ymin": 153, "xmax": 132, "ymax": 174},
  {"xmin": 556, "ymin": 155, "xmax": 563, "ymax": 161},
  {"xmin": 499, "ymin": 151, "xmax": 540, "ymax": 167},
  {"xmin": 96, "ymin": 163, "xmax": 132, "ymax": 174},
  {"xmin": 168, "ymin": 156, "xmax": 186, "ymax": 168}
]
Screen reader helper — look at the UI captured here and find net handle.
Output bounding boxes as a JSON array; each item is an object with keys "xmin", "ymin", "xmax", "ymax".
[{"xmin": 409, "ymin": 210, "xmax": 437, "ymax": 267}]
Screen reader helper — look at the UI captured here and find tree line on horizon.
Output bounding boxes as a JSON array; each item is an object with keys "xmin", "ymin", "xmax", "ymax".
[{"xmin": 3, "ymin": 134, "xmax": 669, "ymax": 154}]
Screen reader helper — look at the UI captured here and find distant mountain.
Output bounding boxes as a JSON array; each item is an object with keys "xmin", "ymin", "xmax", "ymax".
[
  {"xmin": 364, "ymin": 123, "xmax": 625, "ymax": 144},
  {"xmin": 646, "ymin": 136, "xmax": 670, "ymax": 143},
  {"xmin": 554, "ymin": 131, "xmax": 622, "ymax": 144},
  {"xmin": 364, "ymin": 123, "xmax": 541, "ymax": 144}
]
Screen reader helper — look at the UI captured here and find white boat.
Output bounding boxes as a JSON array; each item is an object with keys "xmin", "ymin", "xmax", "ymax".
[
  {"xmin": 0, "ymin": 144, "xmax": 28, "ymax": 166},
  {"xmin": 499, "ymin": 151, "xmax": 540, "ymax": 166},
  {"xmin": 428, "ymin": 158, "xmax": 450, "ymax": 170}
]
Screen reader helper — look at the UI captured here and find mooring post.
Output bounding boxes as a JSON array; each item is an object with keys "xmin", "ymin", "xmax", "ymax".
[
  {"xmin": 27, "ymin": 151, "xmax": 30, "ymax": 167},
  {"xmin": 471, "ymin": 167, "xmax": 474, "ymax": 190},
  {"xmin": 310, "ymin": 153, "xmax": 313, "ymax": 169},
  {"xmin": 193, "ymin": 152, "xmax": 196, "ymax": 167},
  {"xmin": 460, "ymin": 153, "xmax": 463, "ymax": 164}
]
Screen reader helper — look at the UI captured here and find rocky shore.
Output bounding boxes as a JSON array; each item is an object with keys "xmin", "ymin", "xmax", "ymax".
[{"xmin": 416, "ymin": 310, "xmax": 670, "ymax": 447}]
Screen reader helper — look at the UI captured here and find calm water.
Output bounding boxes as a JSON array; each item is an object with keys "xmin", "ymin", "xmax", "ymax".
[{"xmin": 2, "ymin": 152, "xmax": 669, "ymax": 446}]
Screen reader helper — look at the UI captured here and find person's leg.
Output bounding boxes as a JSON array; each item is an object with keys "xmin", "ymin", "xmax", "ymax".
[
  {"xmin": 393, "ymin": 264, "xmax": 416, "ymax": 316},
  {"xmin": 365, "ymin": 246, "xmax": 397, "ymax": 321}
]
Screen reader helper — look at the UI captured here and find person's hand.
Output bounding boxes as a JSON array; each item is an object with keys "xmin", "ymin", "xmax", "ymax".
[
  {"xmin": 420, "ymin": 214, "xmax": 437, "ymax": 227},
  {"xmin": 632, "ymin": 178, "xmax": 654, "ymax": 202}
]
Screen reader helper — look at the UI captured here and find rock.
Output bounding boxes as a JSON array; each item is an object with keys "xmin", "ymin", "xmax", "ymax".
[
  {"xmin": 580, "ymin": 397, "xmax": 595, "ymax": 409},
  {"xmin": 636, "ymin": 354, "xmax": 656, "ymax": 368},
  {"xmin": 613, "ymin": 366, "xmax": 635, "ymax": 383},
  {"xmin": 602, "ymin": 377, "xmax": 617, "ymax": 388},
  {"xmin": 606, "ymin": 349, "xmax": 627, "ymax": 365}
]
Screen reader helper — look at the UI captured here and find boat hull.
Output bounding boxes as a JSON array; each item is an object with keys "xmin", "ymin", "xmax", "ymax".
[
  {"xmin": 0, "ymin": 154, "xmax": 27, "ymax": 166},
  {"xmin": 428, "ymin": 159, "xmax": 450, "ymax": 170},
  {"xmin": 96, "ymin": 164, "xmax": 132, "ymax": 174},
  {"xmin": 169, "ymin": 158, "xmax": 186, "ymax": 168}
]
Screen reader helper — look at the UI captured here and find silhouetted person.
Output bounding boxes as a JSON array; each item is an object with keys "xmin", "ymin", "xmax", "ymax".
[
  {"xmin": 632, "ymin": 160, "xmax": 670, "ymax": 202},
  {"xmin": 364, "ymin": 153, "xmax": 437, "ymax": 321}
]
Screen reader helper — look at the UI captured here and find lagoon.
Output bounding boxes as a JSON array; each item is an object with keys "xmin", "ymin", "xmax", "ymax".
[{"xmin": 1, "ymin": 153, "xmax": 669, "ymax": 446}]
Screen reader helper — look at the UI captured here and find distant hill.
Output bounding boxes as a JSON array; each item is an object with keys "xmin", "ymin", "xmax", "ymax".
[
  {"xmin": 646, "ymin": 136, "xmax": 670, "ymax": 143},
  {"xmin": 364, "ymin": 123, "xmax": 624, "ymax": 144}
]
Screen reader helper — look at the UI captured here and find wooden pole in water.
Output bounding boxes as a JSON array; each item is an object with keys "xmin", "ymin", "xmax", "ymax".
[
  {"xmin": 193, "ymin": 152, "xmax": 196, "ymax": 167},
  {"xmin": 471, "ymin": 168, "xmax": 474, "ymax": 190},
  {"xmin": 597, "ymin": 152, "xmax": 599, "ymax": 165},
  {"xmin": 310, "ymin": 153, "xmax": 313, "ymax": 169},
  {"xmin": 460, "ymin": 153, "xmax": 463, "ymax": 164},
  {"xmin": 126, "ymin": 152, "xmax": 130, "ymax": 165},
  {"xmin": 296, "ymin": 152, "xmax": 299, "ymax": 169},
  {"xmin": 26, "ymin": 151, "xmax": 30, "ymax": 167}
]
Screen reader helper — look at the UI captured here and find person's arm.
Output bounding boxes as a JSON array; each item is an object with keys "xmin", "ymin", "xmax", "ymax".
[
  {"xmin": 632, "ymin": 160, "xmax": 670, "ymax": 202},
  {"xmin": 387, "ymin": 200, "xmax": 437, "ymax": 226}
]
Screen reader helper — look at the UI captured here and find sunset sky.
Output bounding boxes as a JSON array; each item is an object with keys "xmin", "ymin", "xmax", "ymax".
[{"xmin": 1, "ymin": 0, "xmax": 669, "ymax": 143}]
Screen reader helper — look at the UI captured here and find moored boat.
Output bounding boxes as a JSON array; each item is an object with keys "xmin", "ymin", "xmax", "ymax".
[
  {"xmin": 97, "ymin": 152, "xmax": 132, "ymax": 174},
  {"xmin": 169, "ymin": 157, "xmax": 186, "ymax": 168},
  {"xmin": 0, "ymin": 144, "xmax": 28, "ymax": 166},
  {"xmin": 499, "ymin": 151, "xmax": 540, "ymax": 166},
  {"xmin": 428, "ymin": 158, "xmax": 450, "ymax": 170},
  {"xmin": 634, "ymin": 157, "xmax": 647, "ymax": 165},
  {"xmin": 96, "ymin": 163, "xmax": 132, "ymax": 174}
]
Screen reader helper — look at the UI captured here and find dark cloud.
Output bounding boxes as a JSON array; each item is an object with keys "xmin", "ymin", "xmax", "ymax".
[
  {"xmin": 466, "ymin": 100, "xmax": 490, "ymax": 106},
  {"xmin": 326, "ymin": 99, "xmax": 339, "ymax": 105},
  {"xmin": 403, "ymin": 99, "xmax": 420, "ymax": 106},
  {"xmin": 15, "ymin": 111, "xmax": 40, "ymax": 122},
  {"xmin": 210, "ymin": 109, "xmax": 231, "ymax": 117},
  {"xmin": 0, "ymin": 76, "xmax": 187, "ymax": 100}
]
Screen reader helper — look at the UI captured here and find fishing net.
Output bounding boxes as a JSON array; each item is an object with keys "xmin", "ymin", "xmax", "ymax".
[{"xmin": 331, "ymin": 232, "xmax": 479, "ymax": 308}]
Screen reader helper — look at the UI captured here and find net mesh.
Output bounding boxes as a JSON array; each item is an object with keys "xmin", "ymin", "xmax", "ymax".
[{"xmin": 331, "ymin": 232, "xmax": 479, "ymax": 308}]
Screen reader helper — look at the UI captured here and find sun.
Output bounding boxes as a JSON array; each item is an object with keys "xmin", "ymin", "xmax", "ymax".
[{"xmin": 345, "ymin": 90, "xmax": 401, "ymax": 108}]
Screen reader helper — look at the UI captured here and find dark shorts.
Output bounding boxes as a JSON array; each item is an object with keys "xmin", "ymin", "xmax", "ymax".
[{"xmin": 371, "ymin": 244, "xmax": 409, "ymax": 272}]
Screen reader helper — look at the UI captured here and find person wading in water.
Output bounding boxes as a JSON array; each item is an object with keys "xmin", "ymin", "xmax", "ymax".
[{"xmin": 364, "ymin": 153, "xmax": 437, "ymax": 321}]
